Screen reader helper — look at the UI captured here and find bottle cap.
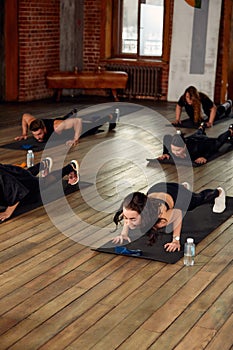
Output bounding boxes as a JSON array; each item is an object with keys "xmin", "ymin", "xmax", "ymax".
[
  {"xmin": 28, "ymin": 150, "xmax": 33, "ymax": 153},
  {"xmin": 187, "ymin": 238, "xmax": 194, "ymax": 243},
  {"xmin": 176, "ymin": 130, "xmax": 181, "ymax": 135}
]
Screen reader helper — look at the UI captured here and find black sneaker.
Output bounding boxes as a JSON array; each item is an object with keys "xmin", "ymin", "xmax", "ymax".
[
  {"xmin": 225, "ymin": 100, "xmax": 232, "ymax": 116},
  {"xmin": 41, "ymin": 157, "xmax": 53, "ymax": 177},
  {"xmin": 63, "ymin": 108, "xmax": 78, "ymax": 120},
  {"xmin": 198, "ymin": 122, "xmax": 206, "ymax": 134},
  {"xmin": 69, "ymin": 160, "xmax": 80, "ymax": 185},
  {"xmin": 228, "ymin": 124, "xmax": 233, "ymax": 138},
  {"xmin": 108, "ymin": 113, "xmax": 117, "ymax": 131}
]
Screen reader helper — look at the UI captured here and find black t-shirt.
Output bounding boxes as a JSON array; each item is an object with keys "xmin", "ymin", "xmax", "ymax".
[
  {"xmin": 0, "ymin": 164, "xmax": 39, "ymax": 207},
  {"xmin": 178, "ymin": 92, "xmax": 214, "ymax": 122}
]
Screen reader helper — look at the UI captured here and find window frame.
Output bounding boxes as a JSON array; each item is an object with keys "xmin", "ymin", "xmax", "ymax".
[{"xmin": 111, "ymin": 0, "xmax": 170, "ymax": 61}]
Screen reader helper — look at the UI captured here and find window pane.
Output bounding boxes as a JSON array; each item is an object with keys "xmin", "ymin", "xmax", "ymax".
[
  {"xmin": 122, "ymin": 0, "xmax": 138, "ymax": 54},
  {"xmin": 139, "ymin": 0, "xmax": 164, "ymax": 56}
]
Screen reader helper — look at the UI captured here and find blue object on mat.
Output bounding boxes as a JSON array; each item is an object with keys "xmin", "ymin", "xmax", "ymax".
[
  {"xmin": 21, "ymin": 144, "xmax": 33, "ymax": 150},
  {"xmin": 115, "ymin": 246, "xmax": 142, "ymax": 256}
]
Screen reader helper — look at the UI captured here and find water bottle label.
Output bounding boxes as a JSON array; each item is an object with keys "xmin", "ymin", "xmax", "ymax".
[{"xmin": 191, "ymin": 246, "xmax": 195, "ymax": 256}]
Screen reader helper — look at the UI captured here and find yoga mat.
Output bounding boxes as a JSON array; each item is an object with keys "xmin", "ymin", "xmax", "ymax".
[
  {"xmin": 1, "ymin": 104, "xmax": 143, "ymax": 152},
  {"xmin": 147, "ymin": 142, "xmax": 233, "ymax": 167},
  {"xmin": 0, "ymin": 180, "xmax": 93, "ymax": 221},
  {"xmin": 0, "ymin": 130, "xmax": 78, "ymax": 152},
  {"xmin": 95, "ymin": 196, "xmax": 233, "ymax": 264},
  {"xmin": 167, "ymin": 112, "xmax": 233, "ymax": 129}
]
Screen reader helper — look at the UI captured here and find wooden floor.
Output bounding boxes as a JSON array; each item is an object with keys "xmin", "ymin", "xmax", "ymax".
[{"xmin": 0, "ymin": 96, "xmax": 232, "ymax": 350}]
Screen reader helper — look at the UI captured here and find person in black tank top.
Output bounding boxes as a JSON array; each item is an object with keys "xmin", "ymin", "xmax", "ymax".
[
  {"xmin": 112, "ymin": 182, "xmax": 226, "ymax": 252},
  {"xmin": 15, "ymin": 108, "xmax": 116, "ymax": 147}
]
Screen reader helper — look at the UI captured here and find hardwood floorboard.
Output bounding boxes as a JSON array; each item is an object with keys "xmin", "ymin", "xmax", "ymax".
[{"xmin": 0, "ymin": 97, "xmax": 232, "ymax": 349}]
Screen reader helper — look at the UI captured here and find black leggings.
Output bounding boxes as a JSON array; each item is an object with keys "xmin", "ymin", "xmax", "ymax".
[{"xmin": 147, "ymin": 182, "xmax": 219, "ymax": 212}]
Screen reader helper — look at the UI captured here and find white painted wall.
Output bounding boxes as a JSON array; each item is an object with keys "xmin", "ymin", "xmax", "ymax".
[{"xmin": 168, "ymin": 0, "xmax": 222, "ymax": 101}]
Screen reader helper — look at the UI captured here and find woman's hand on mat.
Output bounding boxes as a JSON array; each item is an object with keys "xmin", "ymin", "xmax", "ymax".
[
  {"xmin": 171, "ymin": 120, "xmax": 182, "ymax": 127},
  {"xmin": 14, "ymin": 134, "xmax": 28, "ymax": 141},
  {"xmin": 112, "ymin": 234, "xmax": 131, "ymax": 244},
  {"xmin": 164, "ymin": 241, "xmax": 180, "ymax": 252},
  {"xmin": 194, "ymin": 157, "xmax": 207, "ymax": 164},
  {"xmin": 158, "ymin": 154, "xmax": 170, "ymax": 161},
  {"xmin": 205, "ymin": 121, "xmax": 213, "ymax": 128}
]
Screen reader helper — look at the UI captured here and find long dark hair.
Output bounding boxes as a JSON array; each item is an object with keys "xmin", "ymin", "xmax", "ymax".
[
  {"xmin": 113, "ymin": 192, "xmax": 164, "ymax": 245},
  {"xmin": 182, "ymin": 85, "xmax": 202, "ymax": 123}
]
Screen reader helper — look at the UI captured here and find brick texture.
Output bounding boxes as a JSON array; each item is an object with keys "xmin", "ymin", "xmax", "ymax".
[
  {"xmin": 83, "ymin": 0, "xmax": 102, "ymax": 71},
  {"xmin": 18, "ymin": 0, "xmax": 60, "ymax": 101}
]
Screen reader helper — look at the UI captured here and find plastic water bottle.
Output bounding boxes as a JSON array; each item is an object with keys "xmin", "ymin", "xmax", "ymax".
[
  {"xmin": 115, "ymin": 108, "xmax": 120, "ymax": 122},
  {"xmin": 184, "ymin": 238, "xmax": 195, "ymax": 266},
  {"xmin": 27, "ymin": 150, "xmax": 34, "ymax": 168}
]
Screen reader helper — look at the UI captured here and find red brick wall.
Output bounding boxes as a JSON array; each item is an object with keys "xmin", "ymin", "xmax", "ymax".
[
  {"xmin": 83, "ymin": 0, "xmax": 102, "ymax": 71},
  {"xmin": 18, "ymin": 0, "xmax": 60, "ymax": 101}
]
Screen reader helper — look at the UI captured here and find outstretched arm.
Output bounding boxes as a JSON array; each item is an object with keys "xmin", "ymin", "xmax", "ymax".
[
  {"xmin": 158, "ymin": 134, "xmax": 172, "ymax": 160},
  {"xmin": 172, "ymin": 104, "xmax": 183, "ymax": 125},
  {"xmin": 164, "ymin": 208, "xmax": 182, "ymax": 252},
  {"xmin": 112, "ymin": 222, "xmax": 131, "ymax": 244},
  {"xmin": 54, "ymin": 118, "xmax": 83, "ymax": 147},
  {"xmin": 206, "ymin": 105, "xmax": 217, "ymax": 127},
  {"xmin": 14, "ymin": 113, "xmax": 36, "ymax": 141}
]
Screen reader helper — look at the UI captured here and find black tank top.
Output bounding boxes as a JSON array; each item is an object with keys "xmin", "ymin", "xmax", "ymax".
[
  {"xmin": 147, "ymin": 182, "xmax": 192, "ymax": 211},
  {"xmin": 42, "ymin": 119, "xmax": 55, "ymax": 140}
]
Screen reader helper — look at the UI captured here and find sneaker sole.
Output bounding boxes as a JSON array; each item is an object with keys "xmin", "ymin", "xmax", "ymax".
[
  {"xmin": 70, "ymin": 160, "xmax": 80, "ymax": 185},
  {"xmin": 45, "ymin": 157, "xmax": 53, "ymax": 173},
  {"xmin": 70, "ymin": 160, "xmax": 79, "ymax": 173},
  {"xmin": 213, "ymin": 187, "xmax": 226, "ymax": 213}
]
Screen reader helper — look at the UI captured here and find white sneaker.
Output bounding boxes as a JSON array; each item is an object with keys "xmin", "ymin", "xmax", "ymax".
[
  {"xmin": 213, "ymin": 187, "xmax": 226, "ymax": 213},
  {"xmin": 182, "ymin": 182, "xmax": 191, "ymax": 191},
  {"xmin": 69, "ymin": 160, "xmax": 80, "ymax": 185},
  {"xmin": 41, "ymin": 157, "xmax": 53, "ymax": 177}
]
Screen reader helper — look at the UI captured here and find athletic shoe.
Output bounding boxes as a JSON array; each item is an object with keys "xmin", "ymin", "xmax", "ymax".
[
  {"xmin": 63, "ymin": 108, "xmax": 78, "ymax": 120},
  {"xmin": 213, "ymin": 187, "xmax": 226, "ymax": 213},
  {"xmin": 198, "ymin": 122, "xmax": 206, "ymax": 135},
  {"xmin": 108, "ymin": 113, "xmax": 117, "ymax": 131},
  {"xmin": 41, "ymin": 157, "xmax": 53, "ymax": 177},
  {"xmin": 69, "ymin": 159, "xmax": 80, "ymax": 185},
  {"xmin": 225, "ymin": 100, "xmax": 232, "ymax": 116}
]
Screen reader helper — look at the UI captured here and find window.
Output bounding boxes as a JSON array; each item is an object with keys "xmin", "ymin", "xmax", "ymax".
[{"xmin": 117, "ymin": 0, "xmax": 164, "ymax": 58}]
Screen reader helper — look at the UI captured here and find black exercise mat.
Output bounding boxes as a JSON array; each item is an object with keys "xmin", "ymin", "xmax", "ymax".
[
  {"xmin": 146, "ymin": 142, "xmax": 233, "ymax": 167},
  {"xmin": 95, "ymin": 196, "xmax": 233, "ymax": 264},
  {"xmin": 0, "ymin": 104, "xmax": 143, "ymax": 152},
  {"xmin": 0, "ymin": 180, "xmax": 93, "ymax": 221},
  {"xmin": 0, "ymin": 130, "xmax": 77, "ymax": 152},
  {"xmin": 167, "ymin": 113, "xmax": 233, "ymax": 129}
]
